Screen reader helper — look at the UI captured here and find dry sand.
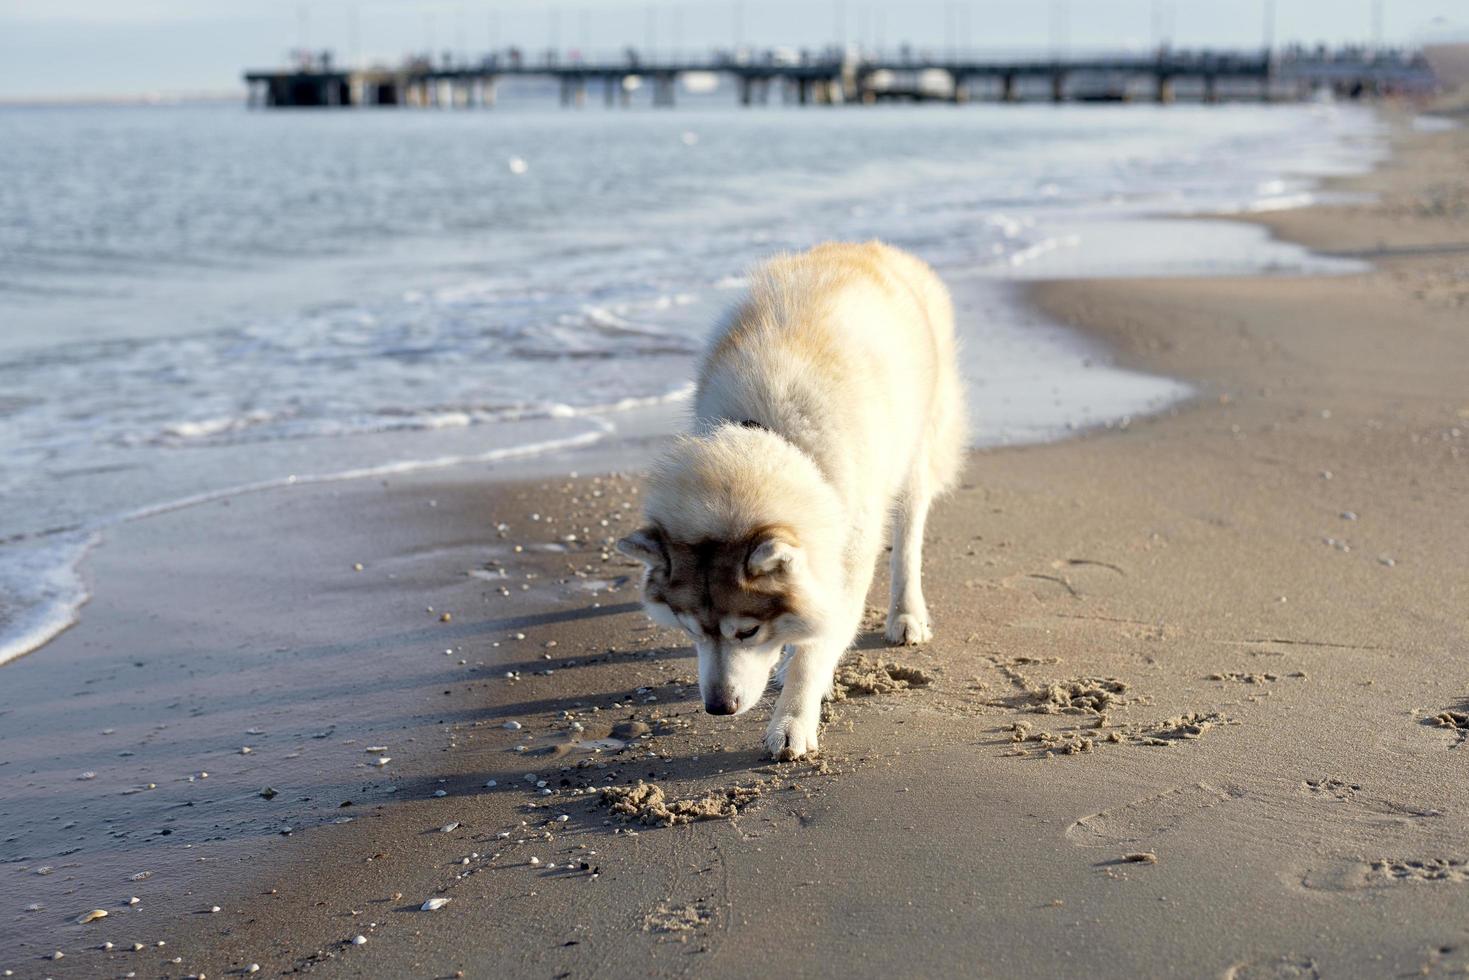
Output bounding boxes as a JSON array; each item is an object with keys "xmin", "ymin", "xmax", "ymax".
[{"xmin": 3, "ymin": 99, "xmax": 1468, "ymax": 978}]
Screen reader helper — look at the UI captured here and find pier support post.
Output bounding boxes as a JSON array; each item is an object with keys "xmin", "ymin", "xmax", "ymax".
[
  {"xmin": 739, "ymin": 76, "xmax": 752, "ymax": 106},
  {"xmin": 952, "ymin": 72, "xmax": 968, "ymax": 103},
  {"xmin": 605, "ymin": 76, "xmax": 617, "ymax": 107},
  {"xmin": 1203, "ymin": 74, "xmax": 1219, "ymax": 103},
  {"xmin": 797, "ymin": 78, "xmax": 809, "ymax": 104},
  {"xmin": 1001, "ymin": 73, "xmax": 1017, "ymax": 102},
  {"xmin": 1155, "ymin": 74, "xmax": 1174, "ymax": 103},
  {"xmin": 1050, "ymin": 71, "xmax": 1066, "ymax": 103}
]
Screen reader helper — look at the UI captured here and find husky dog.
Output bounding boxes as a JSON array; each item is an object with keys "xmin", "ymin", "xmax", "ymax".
[{"xmin": 617, "ymin": 242, "xmax": 965, "ymax": 759}]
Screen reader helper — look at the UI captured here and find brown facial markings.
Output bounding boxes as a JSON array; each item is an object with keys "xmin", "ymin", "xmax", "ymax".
[{"xmin": 646, "ymin": 529, "xmax": 799, "ymax": 635}]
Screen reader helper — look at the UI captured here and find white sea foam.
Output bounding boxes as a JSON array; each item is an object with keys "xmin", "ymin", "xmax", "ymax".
[{"xmin": 0, "ymin": 532, "xmax": 98, "ymax": 667}]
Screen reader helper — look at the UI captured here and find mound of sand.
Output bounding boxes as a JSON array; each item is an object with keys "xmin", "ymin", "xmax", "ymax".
[
  {"xmin": 831, "ymin": 656, "xmax": 935, "ymax": 701},
  {"xmin": 600, "ymin": 780, "xmax": 764, "ymax": 826},
  {"xmin": 1135, "ymin": 711, "xmax": 1227, "ymax": 745},
  {"xmin": 1032, "ymin": 677, "xmax": 1129, "ymax": 715},
  {"xmin": 1007, "ymin": 709, "xmax": 1230, "ymax": 758},
  {"xmin": 643, "ymin": 902, "xmax": 713, "ymax": 934}
]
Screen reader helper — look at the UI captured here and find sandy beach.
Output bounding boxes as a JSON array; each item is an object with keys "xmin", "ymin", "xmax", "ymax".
[{"xmin": 3, "ymin": 100, "xmax": 1467, "ymax": 978}]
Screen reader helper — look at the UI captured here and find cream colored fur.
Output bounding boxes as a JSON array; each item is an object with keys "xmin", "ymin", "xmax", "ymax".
[{"xmin": 619, "ymin": 241, "xmax": 965, "ymax": 759}]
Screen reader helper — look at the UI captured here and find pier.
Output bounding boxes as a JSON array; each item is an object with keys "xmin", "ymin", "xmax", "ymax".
[{"xmin": 245, "ymin": 47, "xmax": 1438, "ymax": 109}]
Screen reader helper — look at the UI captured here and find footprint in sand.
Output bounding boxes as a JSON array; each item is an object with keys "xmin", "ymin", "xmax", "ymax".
[
  {"xmin": 1066, "ymin": 782, "xmax": 1246, "ymax": 847},
  {"xmin": 1068, "ymin": 777, "xmax": 1462, "ymax": 896},
  {"xmin": 1298, "ymin": 856, "xmax": 1469, "ymax": 893},
  {"xmin": 1222, "ymin": 953, "xmax": 1321, "ymax": 979}
]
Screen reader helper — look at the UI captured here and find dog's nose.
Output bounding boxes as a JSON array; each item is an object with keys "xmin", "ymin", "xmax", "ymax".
[{"xmin": 704, "ymin": 693, "xmax": 739, "ymax": 715}]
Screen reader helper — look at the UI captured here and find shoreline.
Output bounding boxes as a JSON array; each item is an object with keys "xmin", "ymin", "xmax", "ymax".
[{"xmin": 4, "ymin": 99, "xmax": 1467, "ymax": 976}]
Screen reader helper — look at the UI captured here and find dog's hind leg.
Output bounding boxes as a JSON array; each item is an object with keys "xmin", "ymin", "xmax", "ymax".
[{"xmin": 885, "ymin": 479, "xmax": 934, "ymax": 646}]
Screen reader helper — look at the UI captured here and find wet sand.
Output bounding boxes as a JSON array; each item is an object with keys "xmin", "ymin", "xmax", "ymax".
[{"xmin": 4, "ymin": 100, "xmax": 1469, "ymax": 977}]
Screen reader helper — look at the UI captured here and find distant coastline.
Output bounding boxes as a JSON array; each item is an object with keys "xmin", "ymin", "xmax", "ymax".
[{"xmin": 0, "ymin": 90, "xmax": 242, "ymax": 107}]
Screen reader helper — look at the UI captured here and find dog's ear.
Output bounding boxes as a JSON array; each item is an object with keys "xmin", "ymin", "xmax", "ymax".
[
  {"xmin": 616, "ymin": 525, "xmax": 667, "ymax": 569},
  {"xmin": 746, "ymin": 529, "xmax": 799, "ymax": 577}
]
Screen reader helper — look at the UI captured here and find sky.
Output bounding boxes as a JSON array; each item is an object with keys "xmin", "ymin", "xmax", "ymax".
[{"xmin": 0, "ymin": 0, "xmax": 1465, "ymax": 99}]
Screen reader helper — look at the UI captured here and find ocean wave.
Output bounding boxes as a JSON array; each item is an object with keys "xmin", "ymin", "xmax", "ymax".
[
  {"xmin": 0, "ymin": 531, "xmax": 98, "ymax": 668},
  {"xmin": 0, "ymin": 422, "xmax": 619, "ymax": 667},
  {"xmin": 122, "ymin": 383, "xmax": 694, "ymax": 449}
]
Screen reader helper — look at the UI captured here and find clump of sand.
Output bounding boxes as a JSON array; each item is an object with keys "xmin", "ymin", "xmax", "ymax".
[
  {"xmin": 1009, "ymin": 721, "xmax": 1098, "ymax": 756},
  {"xmin": 1431, "ymin": 709, "xmax": 1469, "ymax": 731},
  {"xmin": 1006, "ymin": 709, "xmax": 1230, "ymax": 758},
  {"xmin": 1209, "ymin": 672, "xmax": 1279, "ymax": 684},
  {"xmin": 1427, "ymin": 707, "xmax": 1469, "ymax": 746},
  {"xmin": 600, "ymin": 780, "xmax": 763, "ymax": 826},
  {"xmin": 831, "ymin": 656, "xmax": 935, "ymax": 701},
  {"xmin": 1031, "ymin": 677, "xmax": 1129, "ymax": 715},
  {"xmin": 643, "ymin": 902, "xmax": 712, "ymax": 934},
  {"xmin": 983, "ymin": 656, "xmax": 1130, "ymax": 718},
  {"xmin": 1135, "ymin": 711, "xmax": 1227, "ymax": 745},
  {"xmin": 1370, "ymin": 858, "xmax": 1469, "ymax": 883}
]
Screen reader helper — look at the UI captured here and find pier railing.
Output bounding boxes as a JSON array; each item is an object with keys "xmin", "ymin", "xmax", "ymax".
[{"xmin": 244, "ymin": 46, "xmax": 1438, "ymax": 109}]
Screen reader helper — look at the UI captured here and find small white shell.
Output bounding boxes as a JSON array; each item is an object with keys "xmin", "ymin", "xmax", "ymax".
[
  {"xmin": 421, "ymin": 897, "xmax": 450, "ymax": 911},
  {"xmin": 372, "ymin": 757, "xmax": 391, "ymax": 766},
  {"xmin": 503, "ymin": 720, "xmax": 522, "ymax": 731},
  {"xmin": 76, "ymin": 909, "xmax": 108, "ymax": 924},
  {"xmin": 440, "ymin": 822, "xmax": 459, "ymax": 833},
  {"xmin": 352, "ymin": 935, "xmax": 367, "ymax": 945}
]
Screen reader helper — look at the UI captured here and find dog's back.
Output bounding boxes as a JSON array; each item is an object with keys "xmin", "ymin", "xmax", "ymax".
[{"xmin": 694, "ymin": 241, "xmax": 964, "ymax": 508}]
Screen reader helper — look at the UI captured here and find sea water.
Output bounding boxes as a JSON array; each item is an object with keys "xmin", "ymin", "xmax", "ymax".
[{"xmin": 0, "ymin": 98, "xmax": 1383, "ymax": 664}]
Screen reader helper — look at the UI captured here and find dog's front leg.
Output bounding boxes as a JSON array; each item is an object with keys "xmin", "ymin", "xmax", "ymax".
[{"xmin": 765, "ymin": 639, "xmax": 841, "ymax": 760}]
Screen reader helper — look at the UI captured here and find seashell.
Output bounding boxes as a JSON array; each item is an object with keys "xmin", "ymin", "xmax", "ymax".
[
  {"xmin": 420, "ymin": 897, "xmax": 450, "ymax": 911},
  {"xmin": 76, "ymin": 909, "xmax": 108, "ymax": 924}
]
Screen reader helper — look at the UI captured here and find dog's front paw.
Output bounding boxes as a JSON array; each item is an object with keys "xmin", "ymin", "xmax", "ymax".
[
  {"xmin": 885, "ymin": 612, "xmax": 932, "ymax": 646},
  {"xmin": 765, "ymin": 708, "xmax": 821, "ymax": 761}
]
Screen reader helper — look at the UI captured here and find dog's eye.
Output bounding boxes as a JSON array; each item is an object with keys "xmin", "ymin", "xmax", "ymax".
[{"xmin": 734, "ymin": 625, "xmax": 759, "ymax": 641}]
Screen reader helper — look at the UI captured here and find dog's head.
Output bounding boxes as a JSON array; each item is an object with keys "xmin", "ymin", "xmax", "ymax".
[{"xmin": 617, "ymin": 523, "xmax": 820, "ymax": 716}]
